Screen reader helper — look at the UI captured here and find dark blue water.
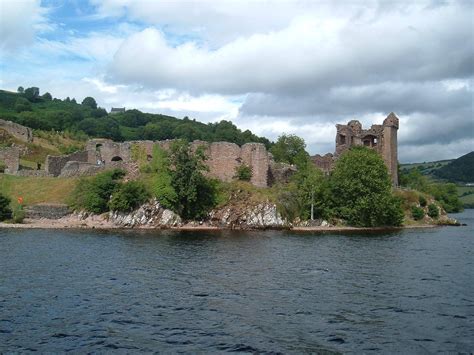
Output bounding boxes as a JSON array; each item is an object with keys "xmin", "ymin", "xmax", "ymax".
[{"xmin": 1, "ymin": 211, "xmax": 473, "ymax": 353}]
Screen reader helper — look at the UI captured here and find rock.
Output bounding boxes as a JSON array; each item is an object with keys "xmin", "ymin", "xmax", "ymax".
[
  {"xmin": 109, "ymin": 198, "xmax": 181, "ymax": 228},
  {"xmin": 210, "ymin": 202, "xmax": 287, "ymax": 229}
]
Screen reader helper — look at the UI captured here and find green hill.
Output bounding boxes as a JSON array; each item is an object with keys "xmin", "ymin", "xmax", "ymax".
[
  {"xmin": 433, "ymin": 152, "xmax": 474, "ymax": 183},
  {"xmin": 0, "ymin": 88, "xmax": 271, "ymax": 147}
]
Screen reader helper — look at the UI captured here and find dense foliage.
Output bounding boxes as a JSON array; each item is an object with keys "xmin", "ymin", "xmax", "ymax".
[
  {"xmin": 433, "ymin": 151, "xmax": 474, "ymax": 183},
  {"xmin": 411, "ymin": 206, "xmax": 425, "ymax": 220},
  {"xmin": 0, "ymin": 193, "xmax": 12, "ymax": 221},
  {"xmin": 427, "ymin": 203, "xmax": 439, "ymax": 218},
  {"xmin": 0, "ymin": 89, "xmax": 270, "ymax": 147},
  {"xmin": 330, "ymin": 147, "xmax": 404, "ymax": 227},
  {"xmin": 70, "ymin": 169, "xmax": 125, "ymax": 213},
  {"xmin": 270, "ymin": 134, "xmax": 309, "ymax": 167},
  {"xmin": 235, "ymin": 164, "xmax": 252, "ymax": 181},
  {"xmin": 167, "ymin": 141, "xmax": 218, "ymax": 220},
  {"xmin": 400, "ymin": 169, "xmax": 463, "ymax": 212},
  {"xmin": 109, "ymin": 181, "xmax": 150, "ymax": 212}
]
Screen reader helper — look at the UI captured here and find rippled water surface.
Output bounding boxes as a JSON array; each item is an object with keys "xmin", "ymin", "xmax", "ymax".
[{"xmin": 1, "ymin": 211, "xmax": 473, "ymax": 353}]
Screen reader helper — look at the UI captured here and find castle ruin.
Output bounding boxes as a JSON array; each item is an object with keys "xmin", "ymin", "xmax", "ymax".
[
  {"xmin": 312, "ymin": 112, "xmax": 399, "ymax": 185},
  {"xmin": 1, "ymin": 113, "xmax": 399, "ymax": 186}
]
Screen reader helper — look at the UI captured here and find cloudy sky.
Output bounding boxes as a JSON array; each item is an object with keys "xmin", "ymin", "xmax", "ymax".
[{"xmin": 0, "ymin": 0, "xmax": 472, "ymax": 162}]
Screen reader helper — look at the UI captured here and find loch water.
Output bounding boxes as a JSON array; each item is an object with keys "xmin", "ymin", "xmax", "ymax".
[{"xmin": 1, "ymin": 210, "xmax": 473, "ymax": 353}]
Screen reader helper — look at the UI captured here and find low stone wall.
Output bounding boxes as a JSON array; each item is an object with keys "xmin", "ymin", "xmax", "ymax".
[
  {"xmin": 0, "ymin": 147, "xmax": 20, "ymax": 174},
  {"xmin": 24, "ymin": 204, "xmax": 71, "ymax": 219},
  {"xmin": 59, "ymin": 161, "xmax": 105, "ymax": 177},
  {"xmin": 16, "ymin": 170, "xmax": 53, "ymax": 177},
  {"xmin": 45, "ymin": 150, "xmax": 94, "ymax": 177},
  {"xmin": 0, "ymin": 119, "xmax": 33, "ymax": 143}
]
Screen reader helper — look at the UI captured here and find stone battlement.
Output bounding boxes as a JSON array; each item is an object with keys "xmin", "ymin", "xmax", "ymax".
[{"xmin": 312, "ymin": 112, "xmax": 399, "ymax": 185}]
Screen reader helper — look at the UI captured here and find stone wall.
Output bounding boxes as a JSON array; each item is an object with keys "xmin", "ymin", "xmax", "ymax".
[
  {"xmin": 314, "ymin": 112, "xmax": 399, "ymax": 185},
  {"xmin": 0, "ymin": 147, "xmax": 20, "ymax": 174},
  {"xmin": 47, "ymin": 138, "xmax": 273, "ymax": 186},
  {"xmin": 16, "ymin": 170, "xmax": 53, "ymax": 177},
  {"xmin": 59, "ymin": 161, "xmax": 105, "ymax": 177},
  {"xmin": 241, "ymin": 143, "xmax": 269, "ymax": 188},
  {"xmin": 24, "ymin": 204, "xmax": 71, "ymax": 219},
  {"xmin": 268, "ymin": 162, "xmax": 297, "ymax": 185},
  {"xmin": 45, "ymin": 150, "xmax": 94, "ymax": 177},
  {"xmin": 0, "ymin": 119, "xmax": 33, "ymax": 143},
  {"xmin": 86, "ymin": 139, "xmax": 132, "ymax": 164},
  {"xmin": 311, "ymin": 153, "xmax": 334, "ymax": 175}
]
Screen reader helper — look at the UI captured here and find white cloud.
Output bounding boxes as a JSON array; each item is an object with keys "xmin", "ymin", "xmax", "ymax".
[
  {"xmin": 0, "ymin": 0, "xmax": 50, "ymax": 51},
  {"xmin": 108, "ymin": 3, "xmax": 473, "ymax": 95}
]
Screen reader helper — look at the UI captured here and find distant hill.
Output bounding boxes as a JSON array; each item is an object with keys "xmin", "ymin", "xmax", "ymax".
[
  {"xmin": 0, "ymin": 88, "xmax": 271, "ymax": 148},
  {"xmin": 433, "ymin": 152, "xmax": 474, "ymax": 183},
  {"xmin": 400, "ymin": 159, "xmax": 453, "ymax": 177}
]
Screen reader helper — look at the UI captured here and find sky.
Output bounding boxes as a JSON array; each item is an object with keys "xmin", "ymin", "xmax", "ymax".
[{"xmin": 0, "ymin": 0, "xmax": 472, "ymax": 163}]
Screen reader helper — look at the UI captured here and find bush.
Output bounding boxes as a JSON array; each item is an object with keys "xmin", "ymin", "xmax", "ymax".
[
  {"xmin": 427, "ymin": 203, "xmax": 439, "ymax": 219},
  {"xmin": 411, "ymin": 206, "xmax": 425, "ymax": 220},
  {"xmin": 69, "ymin": 169, "xmax": 125, "ymax": 213},
  {"xmin": 0, "ymin": 160, "xmax": 6, "ymax": 173},
  {"xmin": 15, "ymin": 97, "xmax": 32, "ymax": 113},
  {"xmin": 0, "ymin": 193, "xmax": 12, "ymax": 221},
  {"xmin": 168, "ymin": 141, "xmax": 217, "ymax": 220},
  {"xmin": 109, "ymin": 181, "xmax": 150, "ymax": 212},
  {"xmin": 235, "ymin": 164, "xmax": 252, "ymax": 181},
  {"xmin": 12, "ymin": 205, "xmax": 25, "ymax": 223},
  {"xmin": 419, "ymin": 194, "xmax": 427, "ymax": 207},
  {"xmin": 330, "ymin": 147, "xmax": 403, "ymax": 227}
]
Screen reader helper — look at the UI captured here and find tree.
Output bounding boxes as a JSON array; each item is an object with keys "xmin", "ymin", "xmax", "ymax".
[
  {"xmin": 270, "ymin": 134, "xmax": 309, "ymax": 168},
  {"xmin": 109, "ymin": 181, "xmax": 149, "ymax": 212},
  {"xmin": 278, "ymin": 158, "xmax": 330, "ymax": 222},
  {"xmin": 17, "ymin": 86, "xmax": 24, "ymax": 93},
  {"xmin": 82, "ymin": 96, "xmax": 98, "ymax": 109},
  {"xmin": 168, "ymin": 140, "xmax": 217, "ymax": 219},
  {"xmin": 150, "ymin": 145, "xmax": 178, "ymax": 210},
  {"xmin": 428, "ymin": 203, "xmax": 439, "ymax": 218},
  {"xmin": 330, "ymin": 146, "xmax": 403, "ymax": 227},
  {"xmin": 14, "ymin": 97, "xmax": 32, "ymax": 113},
  {"xmin": 24, "ymin": 87, "xmax": 40, "ymax": 102},
  {"xmin": 0, "ymin": 193, "xmax": 12, "ymax": 221},
  {"xmin": 69, "ymin": 169, "xmax": 125, "ymax": 213},
  {"xmin": 42, "ymin": 92, "xmax": 52, "ymax": 100}
]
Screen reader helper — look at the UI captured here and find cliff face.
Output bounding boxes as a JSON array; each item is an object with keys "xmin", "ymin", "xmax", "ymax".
[{"xmin": 107, "ymin": 199, "xmax": 286, "ymax": 229}]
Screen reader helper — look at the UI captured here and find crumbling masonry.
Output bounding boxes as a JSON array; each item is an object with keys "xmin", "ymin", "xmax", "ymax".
[
  {"xmin": 1, "ymin": 113, "xmax": 399, "ymax": 186},
  {"xmin": 312, "ymin": 112, "xmax": 399, "ymax": 185}
]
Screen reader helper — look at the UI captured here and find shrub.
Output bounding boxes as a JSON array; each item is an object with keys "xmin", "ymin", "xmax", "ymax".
[
  {"xmin": 14, "ymin": 97, "xmax": 32, "ymax": 113},
  {"xmin": 0, "ymin": 193, "xmax": 12, "ymax": 221},
  {"xmin": 419, "ymin": 194, "xmax": 427, "ymax": 207},
  {"xmin": 235, "ymin": 164, "xmax": 252, "ymax": 181},
  {"xmin": 109, "ymin": 181, "xmax": 150, "ymax": 212},
  {"xmin": 330, "ymin": 147, "xmax": 403, "ymax": 227},
  {"xmin": 411, "ymin": 206, "xmax": 425, "ymax": 220},
  {"xmin": 69, "ymin": 169, "xmax": 125, "ymax": 213},
  {"xmin": 168, "ymin": 141, "xmax": 217, "ymax": 220},
  {"xmin": 427, "ymin": 203, "xmax": 439, "ymax": 218},
  {"xmin": 12, "ymin": 205, "xmax": 25, "ymax": 223},
  {"xmin": 0, "ymin": 160, "xmax": 6, "ymax": 173}
]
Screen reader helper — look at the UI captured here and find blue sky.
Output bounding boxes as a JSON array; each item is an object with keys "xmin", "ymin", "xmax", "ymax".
[{"xmin": 0, "ymin": 0, "xmax": 473, "ymax": 162}]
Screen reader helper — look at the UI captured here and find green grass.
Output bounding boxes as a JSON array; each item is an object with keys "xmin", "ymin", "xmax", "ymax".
[
  {"xmin": 456, "ymin": 185, "xmax": 474, "ymax": 207},
  {"xmin": 0, "ymin": 174, "xmax": 78, "ymax": 207}
]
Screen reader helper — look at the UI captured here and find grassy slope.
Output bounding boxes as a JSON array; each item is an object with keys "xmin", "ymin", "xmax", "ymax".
[{"xmin": 0, "ymin": 175, "xmax": 78, "ymax": 207}]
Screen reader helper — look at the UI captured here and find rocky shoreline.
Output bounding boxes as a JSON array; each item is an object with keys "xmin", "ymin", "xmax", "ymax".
[{"xmin": 0, "ymin": 199, "xmax": 460, "ymax": 232}]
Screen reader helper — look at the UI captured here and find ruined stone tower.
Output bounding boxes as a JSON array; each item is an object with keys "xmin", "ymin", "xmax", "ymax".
[
  {"xmin": 335, "ymin": 112, "xmax": 399, "ymax": 185},
  {"xmin": 312, "ymin": 112, "xmax": 399, "ymax": 185}
]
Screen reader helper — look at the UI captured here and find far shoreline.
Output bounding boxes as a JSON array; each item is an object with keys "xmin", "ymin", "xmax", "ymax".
[{"xmin": 0, "ymin": 219, "xmax": 443, "ymax": 232}]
